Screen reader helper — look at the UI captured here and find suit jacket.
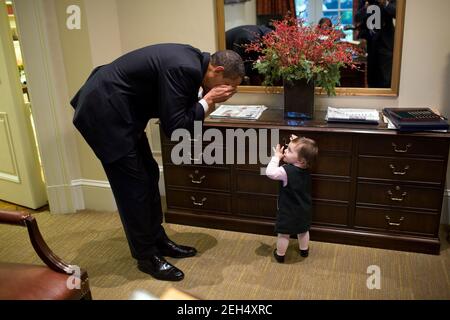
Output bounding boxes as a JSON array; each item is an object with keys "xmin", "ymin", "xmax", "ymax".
[
  {"xmin": 356, "ymin": 0, "xmax": 396, "ymax": 55},
  {"xmin": 226, "ymin": 25, "xmax": 272, "ymax": 56},
  {"xmin": 226, "ymin": 25, "xmax": 272, "ymax": 77},
  {"xmin": 70, "ymin": 44, "xmax": 210, "ymax": 163}
]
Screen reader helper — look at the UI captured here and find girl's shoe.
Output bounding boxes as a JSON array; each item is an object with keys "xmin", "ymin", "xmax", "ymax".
[
  {"xmin": 273, "ymin": 249, "xmax": 285, "ymax": 263},
  {"xmin": 300, "ymin": 248, "xmax": 309, "ymax": 258}
]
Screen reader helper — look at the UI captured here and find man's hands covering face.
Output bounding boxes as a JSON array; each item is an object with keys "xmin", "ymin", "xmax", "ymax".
[{"xmin": 203, "ymin": 85, "xmax": 237, "ymax": 107}]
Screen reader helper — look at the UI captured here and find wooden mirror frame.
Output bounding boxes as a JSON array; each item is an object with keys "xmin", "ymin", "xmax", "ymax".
[{"xmin": 215, "ymin": 0, "xmax": 406, "ymax": 96}]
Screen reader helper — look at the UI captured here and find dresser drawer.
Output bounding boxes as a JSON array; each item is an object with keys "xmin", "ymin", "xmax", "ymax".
[
  {"xmin": 237, "ymin": 154, "xmax": 351, "ymax": 176},
  {"xmin": 235, "ymin": 173, "xmax": 351, "ymax": 201},
  {"xmin": 233, "ymin": 196, "xmax": 350, "ymax": 224},
  {"xmin": 280, "ymin": 132, "xmax": 352, "ymax": 153},
  {"xmin": 235, "ymin": 171, "xmax": 279, "ymax": 195},
  {"xmin": 312, "ymin": 201, "xmax": 349, "ymax": 227},
  {"xmin": 358, "ymin": 135, "xmax": 449, "ymax": 158},
  {"xmin": 358, "ymin": 156, "xmax": 445, "ymax": 184},
  {"xmin": 164, "ymin": 165, "xmax": 230, "ymax": 191},
  {"xmin": 162, "ymin": 144, "xmax": 226, "ymax": 166},
  {"xmin": 313, "ymin": 179, "xmax": 351, "ymax": 201},
  {"xmin": 233, "ymin": 194, "xmax": 277, "ymax": 219},
  {"xmin": 354, "ymin": 206, "xmax": 440, "ymax": 236},
  {"xmin": 160, "ymin": 128, "xmax": 226, "ymax": 146},
  {"xmin": 166, "ymin": 189, "xmax": 231, "ymax": 214},
  {"xmin": 233, "ymin": 147, "xmax": 269, "ymax": 172},
  {"xmin": 313, "ymin": 154, "xmax": 351, "ymax": 177},
  {"xmin": 357, "ymin": 182, "xmax": 443, "ymax": 211}
]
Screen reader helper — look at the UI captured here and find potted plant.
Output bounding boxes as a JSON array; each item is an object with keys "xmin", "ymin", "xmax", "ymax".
[{"xmin": 246, "ymin": 16, "xmax": 361, "ymax": 119}]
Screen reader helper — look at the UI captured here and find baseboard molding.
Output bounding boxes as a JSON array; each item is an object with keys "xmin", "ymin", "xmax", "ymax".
[
  {"xmin": 67, "ymin": 166, "xmax": 165, "ymax": 212},
  {"xmin": 46, "ymin": 184, "xmax": 77, "ymax": 214},
  {"xmin": 71, "ymin": 179, "xmax": 111, "ymax": 189},
  {"xmin": 70, "ymin": 179, "xmax": 114, "ymax": 212}
]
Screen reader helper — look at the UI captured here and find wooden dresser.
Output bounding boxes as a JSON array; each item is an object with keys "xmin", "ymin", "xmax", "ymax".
[{"xmin": 160, "ymin": 109, "xmax": 450, "ymax": 254}]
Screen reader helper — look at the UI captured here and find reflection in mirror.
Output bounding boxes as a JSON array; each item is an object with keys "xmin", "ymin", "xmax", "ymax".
[{"xmin": 217, "ymin": 0, "xmax": 405, "ymax": 96}]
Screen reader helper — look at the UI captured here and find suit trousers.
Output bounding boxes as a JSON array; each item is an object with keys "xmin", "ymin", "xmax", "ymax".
[{"xmin": 102, "ymin": 134, "xmax": 167, "ymax": 260}]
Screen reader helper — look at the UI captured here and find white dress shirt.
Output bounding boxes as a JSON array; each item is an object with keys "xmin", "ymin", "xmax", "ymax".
[{"xmin": 198, "ymin": 87, "xmax": 209, "ymax": 114}]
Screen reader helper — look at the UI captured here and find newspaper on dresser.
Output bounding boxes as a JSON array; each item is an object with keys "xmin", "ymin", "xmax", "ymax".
[
  {"xmin": 326, "ymin": 107, "xmax": 380, "ymax": 124},
  {"xmin": 210, "ymin": 105, "xmax": 267, "ymax": 120}
]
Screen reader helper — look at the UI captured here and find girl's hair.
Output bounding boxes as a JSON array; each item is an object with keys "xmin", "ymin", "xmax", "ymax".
[{"xmin": 292, "ymin": 137, "xmax": 318, "ymax": 168}]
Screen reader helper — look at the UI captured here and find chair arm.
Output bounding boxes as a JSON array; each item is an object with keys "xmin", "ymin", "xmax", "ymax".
[
  {"xmin": 0, "ymin": 210, "xmax": 75, "ymax": 275},
  {"xmin": 25, "ymin": 216, "xmax": 75, "ymax": 274},
  {"xmin": 0, "ymin": 210, "xmax": 29, "ymax": 226}
]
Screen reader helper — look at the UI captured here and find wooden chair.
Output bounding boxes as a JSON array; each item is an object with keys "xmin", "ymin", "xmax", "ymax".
[{"xmin": 0, "ymin": 210, "xmax": 92, "ymax": 300}]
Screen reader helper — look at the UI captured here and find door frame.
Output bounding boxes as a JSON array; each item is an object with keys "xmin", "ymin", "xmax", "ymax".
[{"xmin": 13, "ymin": 0, "xmax": 82, "ymax": 213}]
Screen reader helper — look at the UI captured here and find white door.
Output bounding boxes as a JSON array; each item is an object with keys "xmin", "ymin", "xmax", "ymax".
[{"xmin": 0, "ymin": 1, "xmax": 47, "ymax": 209}]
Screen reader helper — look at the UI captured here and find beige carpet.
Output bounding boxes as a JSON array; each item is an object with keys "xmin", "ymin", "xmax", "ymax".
[{"xmin": 0, "ymin": 210, "xmax": 449, "ymax": 300}]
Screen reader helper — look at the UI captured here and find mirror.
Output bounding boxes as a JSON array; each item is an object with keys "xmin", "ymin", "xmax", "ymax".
[{"xmin": 216, "ymin": 0, "xmax": 405, "ymax": 96}]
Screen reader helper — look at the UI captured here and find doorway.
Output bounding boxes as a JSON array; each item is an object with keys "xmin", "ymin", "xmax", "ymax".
[{"xmin": 0, "ymin": 0, "xmax": 47, "ymax": 209}]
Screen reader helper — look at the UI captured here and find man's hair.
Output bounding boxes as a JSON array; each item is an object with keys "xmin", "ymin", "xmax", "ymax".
[
  {"xmin": 211, "ymin": 50, "xmax": 245, "ymax": 80},
  {"xmin": 292, "ymin": 137, "xmax": 318, "ymax": 168}
]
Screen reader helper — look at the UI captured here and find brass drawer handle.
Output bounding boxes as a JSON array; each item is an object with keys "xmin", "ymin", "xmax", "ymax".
[
  {"xmin": 189, "ymin": 170, "xmax": 206, "ymax": 184},
  {"xmin": 191, "ymin": 196, "xmax": 207, "ymax": 206},
  {"xmin": 389, "ymin": 164, "xmax": 410, "ymax": 175},
  {"xmin": 385, "ymin": 215, "xmax": 405, "ymax": 226},
  {"xmin": 387, "ymin": 186, "xmax": 407, "ymax": 202},
  {"xmin": 392, "ymin": 143, "xmax": 412, "ymax": 153}
]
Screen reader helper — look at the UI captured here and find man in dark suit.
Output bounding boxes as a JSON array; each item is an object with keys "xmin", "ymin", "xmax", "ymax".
[
  {"xmin": 226, "ymin": 25, "xmax": 273, "ymax": 85},
  {"xmin": 70, "ymin": 44, "xmax": 244, "ymax": 281},
  {"xmin": 355, "ymin": 0, "xmax": 396, "ymax": 88}
]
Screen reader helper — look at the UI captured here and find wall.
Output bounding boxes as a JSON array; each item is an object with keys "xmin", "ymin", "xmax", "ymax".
[
  {"xmin": 52, "ymin": 0, "xmax": 94, "ymax": 184},
  {"xmin": 115, "ymin": 0, "xmax": 217, "ymax": 54},
  {"xmin": 49, "ymin": 0, "xmax": 124, "ymax": 211},
  {"xmin": 224, "ymin": 0, "xmax": 256, "ymax": 31},
  {"xmin": 84, "ymin": 0, "xmax": 122, "ymax": 68}
]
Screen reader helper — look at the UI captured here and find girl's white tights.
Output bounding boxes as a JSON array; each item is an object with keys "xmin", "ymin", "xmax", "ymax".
[
  {"xmin": 297, "ymin": 231, "xmax": 310, "ymax": 251},
  {"xmin": 276, "ymin": 234, "xmax": 290, "ymax": 256},
  {"xmin": 276, "ymin": 231, "xmax": 310, "ymax": 256}
]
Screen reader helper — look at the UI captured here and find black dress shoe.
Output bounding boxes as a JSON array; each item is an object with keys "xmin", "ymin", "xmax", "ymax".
[
  {"xmin": 137, "ymin": 255, "xmax": 184, "ymax": 281},
  {"xmin": 157, "ymin": 239, "xmax": 197, "ymax": 258},
  {"xmin": 273, "ymin": 249, "xmax": 285, "ymax": 263}
]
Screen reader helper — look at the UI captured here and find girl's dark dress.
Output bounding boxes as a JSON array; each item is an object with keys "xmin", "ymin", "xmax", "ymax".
[{"xmin": 275, "ymin": 164, "xmax": 312, "ymax": 234}]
